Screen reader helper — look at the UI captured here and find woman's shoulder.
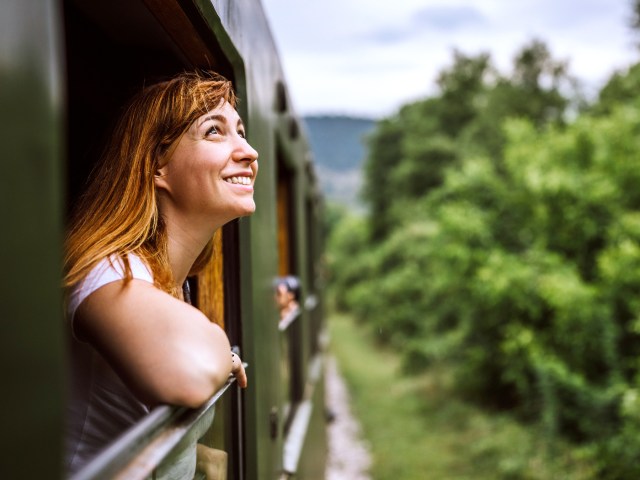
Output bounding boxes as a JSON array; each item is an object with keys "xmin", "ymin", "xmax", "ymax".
[{"xmin": 68, "ymin": 254, "xmax": 153, "ymax": 324}]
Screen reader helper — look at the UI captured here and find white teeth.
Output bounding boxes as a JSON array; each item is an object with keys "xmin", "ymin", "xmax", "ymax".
[{"xmin": 225, "ymin": 176, "xmax": 251, "ymax": 185}]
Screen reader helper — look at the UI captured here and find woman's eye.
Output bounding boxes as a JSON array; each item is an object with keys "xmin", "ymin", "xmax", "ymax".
[
  {"xmin": 238, "ymin": 130, "xmax": 246, "ymax": 139},
  {"xmin": 205, "ymin": 125, "xmax": 219, "ymax": 136}
]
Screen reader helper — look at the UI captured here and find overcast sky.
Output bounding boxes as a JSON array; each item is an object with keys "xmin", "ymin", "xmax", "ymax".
[{"xmin": 260, "ymin": 0, "xmax": 639, "ymax": 119}]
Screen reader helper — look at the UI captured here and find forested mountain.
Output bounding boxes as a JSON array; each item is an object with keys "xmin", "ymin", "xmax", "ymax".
[{"xmin": 303, "ymin": 115, "xmax": 375, "ymax": 207}]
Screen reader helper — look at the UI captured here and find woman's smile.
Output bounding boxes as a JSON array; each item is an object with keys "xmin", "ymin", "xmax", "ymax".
[{"xmin": 224, "ymin": 175, "xmax": 252, "ymax": 186}]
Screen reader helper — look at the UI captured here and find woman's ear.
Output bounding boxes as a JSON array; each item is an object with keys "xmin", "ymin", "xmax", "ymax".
[
  {"xmin": 154, "ymin": 145, "xmax": 173, "ymax": 191},
  {"xmin": 154, "ymin": 163, "xmax": 170, "ymax": 192}
]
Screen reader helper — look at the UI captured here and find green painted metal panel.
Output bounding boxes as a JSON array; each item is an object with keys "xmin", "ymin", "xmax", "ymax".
[
  {"xmin": 196, "ymin": 2, "xmax": 321, "ymax": 478},
  {"xmin": 0, "ymin": 0, "xmax": 65, "ymax": 478},
  {"xmin": 195, "ymin": 2, "xmax": 326, "ymax": 478}
]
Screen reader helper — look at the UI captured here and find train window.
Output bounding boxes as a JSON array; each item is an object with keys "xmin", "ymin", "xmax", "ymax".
[
  {"xmin": 277, "ymin": 171, "xmax": 294, "ymax": 278},
  {"xmin": 63, "ymin": 0, "xmax": 234, "ymax": 208},
  {"xmin": 62, "ymin": 0, "xmax": 244, "ymax": 477}
]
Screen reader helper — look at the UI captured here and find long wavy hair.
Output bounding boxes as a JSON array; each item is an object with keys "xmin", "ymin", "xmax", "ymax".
[{"xmin": 64, "ymin": 71, "xmax": 237, "ymax": 298}]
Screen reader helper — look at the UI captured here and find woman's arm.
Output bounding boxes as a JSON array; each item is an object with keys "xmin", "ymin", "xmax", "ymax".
[{"xmin": 75, "ymin": 279, "xmax": 247, "ymax": 408}]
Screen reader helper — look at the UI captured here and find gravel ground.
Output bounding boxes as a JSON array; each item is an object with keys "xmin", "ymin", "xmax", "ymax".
[{"xmin": 324, "ymin": 356, "xmax": 372, "ymax": 480}]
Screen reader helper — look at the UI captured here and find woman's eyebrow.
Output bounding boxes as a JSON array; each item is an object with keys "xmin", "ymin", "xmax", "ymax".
[
  {"xmin": 199, "ymin": 114, "xmax": 226, "ymax": 127},
  {"xmin": 198, "ymin": 114, "xmax": 244, "ymax": 131}
]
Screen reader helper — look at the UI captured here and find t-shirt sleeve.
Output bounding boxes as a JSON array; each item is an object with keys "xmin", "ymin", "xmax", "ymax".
[{"xmin": 67, "ymin": 255, "xmax": 154, "ymax": 330}]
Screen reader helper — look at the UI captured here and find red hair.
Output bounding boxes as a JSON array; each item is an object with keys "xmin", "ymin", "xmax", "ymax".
[{"xmin": 64, "ymin": 71, "xmax": 237, "ymax": 298}]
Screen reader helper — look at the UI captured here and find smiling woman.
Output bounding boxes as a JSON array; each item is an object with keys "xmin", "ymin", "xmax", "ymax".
[{"xmin": 63, "ymin": 71, "xmax": 252, "ymax": 477}]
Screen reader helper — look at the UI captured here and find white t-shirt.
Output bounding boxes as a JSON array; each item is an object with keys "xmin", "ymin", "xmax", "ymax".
[
  {"xmin": 67, "ymin": 254, "xmax": 153, "ymax": 331},
  {"xmin": 65, "ymin": 255, "xmax": 157, "ymax": 474},
  {"xmin": 65, "ymin": 255, "xmax": 198, "ymax": 479}
]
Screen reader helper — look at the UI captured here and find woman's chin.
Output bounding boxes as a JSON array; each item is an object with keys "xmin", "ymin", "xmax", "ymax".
[
  {"xmin": 241, "ymin": 204, "xmax": 256, "ymax": 217},
  {"xmin": 233, "ymin": 201, "xmax": 256, "ymax": 219}
]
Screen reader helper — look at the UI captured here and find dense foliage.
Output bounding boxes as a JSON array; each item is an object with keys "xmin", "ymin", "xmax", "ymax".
[{"xmin": 327, "ymin": 38, "xmax": 640, "ymax": 477}]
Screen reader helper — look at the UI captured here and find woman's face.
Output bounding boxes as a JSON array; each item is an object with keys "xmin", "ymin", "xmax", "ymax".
[{"xmin": 156, "ymin": 101, "xmax": 259, "ymax": 226}]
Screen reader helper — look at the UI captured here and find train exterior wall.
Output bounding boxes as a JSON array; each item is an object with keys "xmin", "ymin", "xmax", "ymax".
[
  {"xmin": 1, "ymin": 0, "xmax": 325, "ymax": 478},
  {"xmin": 200, "ymin": 2, "xmax": 326, "ymax": 479},
  {"xmin": 0, "ymin": 0, "xmax": 66, "ymax": 478}
]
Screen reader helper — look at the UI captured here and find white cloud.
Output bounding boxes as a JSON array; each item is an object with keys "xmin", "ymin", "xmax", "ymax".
[{"xmin": 261, "ymin": 0, "xmax": 638, "ymax": 118}]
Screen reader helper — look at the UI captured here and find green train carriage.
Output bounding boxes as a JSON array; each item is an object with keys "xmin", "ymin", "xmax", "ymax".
[{"xmin": 1, "ymin": 0, "xmax": 327, "ymax": 478}]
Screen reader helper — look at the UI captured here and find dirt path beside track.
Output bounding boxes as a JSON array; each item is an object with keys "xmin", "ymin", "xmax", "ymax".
[{"xmin": 325, "ymin": 356, "xmax": 372, "ymax": 480}]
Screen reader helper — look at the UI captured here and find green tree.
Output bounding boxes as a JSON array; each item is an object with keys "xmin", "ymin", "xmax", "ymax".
[
  {"xmin": 341, "ymin": 32, "xmax": 640, "ymax": 474},
  {"xmin": 362, "ymin": 51, "xmax": 491, "ymax": 240},
  {"xmin": 362, "ymin": 40, "xmax": 577, "ymax": 240},
  {"xmin": 593, "ymin": 62, "xmax": 640, "ymax": 115},
  {"xmin": 361, "ymin": 116, "xmax": 404, "ymax": 240},
  {"xmin": 463, "ymin": 39, "xmax": 577, "ymax": 159},
  {"xmin": 631, "ymin": 0, "xmax": 640, "ymax": 40},
  {"xmin": 435, "ymin": 49, "xmax": 493, "ymax": 136}
]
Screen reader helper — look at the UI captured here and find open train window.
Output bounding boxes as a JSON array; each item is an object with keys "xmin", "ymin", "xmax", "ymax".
[
  {"xmin": 62, "ymin": 0, "xmax": 244, "ymax": 476},
  {"xmin": 63, "ymin": 0, "xmax": 233, "ymax": 209},
  {"xmin": 277, "ymin": 164, "xmax": 296, "ymax": 279},
  {"xmin": 63, "ymin": 0, "xmax": 237, "ymax": 325}
]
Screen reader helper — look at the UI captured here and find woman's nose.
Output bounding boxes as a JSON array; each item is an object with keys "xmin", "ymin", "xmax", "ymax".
[{"xmin": 234, "ymin": 139, "xmax": 259, "ymax": 163}]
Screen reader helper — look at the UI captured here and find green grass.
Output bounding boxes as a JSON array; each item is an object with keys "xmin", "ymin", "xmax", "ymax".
[{"xmin": 328, "ymin": 312, "xmax": 597, "ymax": 480}]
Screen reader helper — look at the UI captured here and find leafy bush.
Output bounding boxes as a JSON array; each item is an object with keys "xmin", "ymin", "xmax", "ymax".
[{"xmin": 328, "ymin": 81, "xmax": 640, "ymax": 472}]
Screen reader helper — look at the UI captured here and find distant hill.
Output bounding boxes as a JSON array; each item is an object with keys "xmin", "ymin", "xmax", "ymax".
[{"xmin": 303, "ymin": 115, "xmax": 376, "ymax": 208}]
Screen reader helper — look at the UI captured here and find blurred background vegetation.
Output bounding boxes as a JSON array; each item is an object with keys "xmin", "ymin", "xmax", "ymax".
[{"xmin": 316, "ymin": 1, "xmax": 640, "ymax": 478}]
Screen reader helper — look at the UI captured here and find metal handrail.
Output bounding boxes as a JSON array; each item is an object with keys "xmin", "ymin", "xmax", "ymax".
[{"xmin": 70, "ymin": 373, "xmax": 240, "ymax": 480}]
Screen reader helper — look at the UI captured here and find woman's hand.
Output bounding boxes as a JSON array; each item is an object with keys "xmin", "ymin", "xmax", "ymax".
[{"xmin": 230, "ymin": 352, "xmax": 248, "ymax": 388}]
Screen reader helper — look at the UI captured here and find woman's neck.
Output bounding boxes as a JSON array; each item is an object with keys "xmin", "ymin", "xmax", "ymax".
[{"xmin": 164, "ymin": 214, "xmax": 221, "ymax": 287}]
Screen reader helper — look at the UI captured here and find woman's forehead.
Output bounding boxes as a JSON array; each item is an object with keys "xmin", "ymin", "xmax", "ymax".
[{"xmin": 196, "ymin": 101, "xmax": 241, "ymax": 125}]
